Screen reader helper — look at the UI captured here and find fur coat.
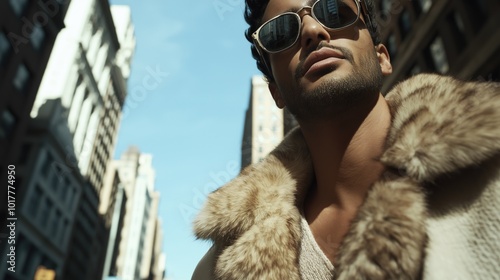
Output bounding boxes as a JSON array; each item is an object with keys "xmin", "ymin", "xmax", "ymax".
[{"xmin": 192, "ymin": 74, "xmax": 500, "ymax": 279}]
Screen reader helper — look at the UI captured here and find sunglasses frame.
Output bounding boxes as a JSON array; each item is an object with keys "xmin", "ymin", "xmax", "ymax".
[{"xmin": 252, "ymin": 0, "xmax": 365, "ymax": 54}]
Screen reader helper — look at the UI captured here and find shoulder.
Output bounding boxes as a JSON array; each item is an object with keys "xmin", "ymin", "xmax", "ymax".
[{"xmin": 382, "ymin": 74, "xmax": 500, "ymax": 182}]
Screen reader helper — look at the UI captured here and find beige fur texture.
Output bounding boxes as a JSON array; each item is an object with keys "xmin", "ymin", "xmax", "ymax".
[
  {"xmin": 193, "ymin": 129, "xmax": 314, "ymax": 279},
  {"xmin": 193, "ymin": 73, "xmax": 500, "ymax": 279},
  {"xmin": 382, "ymin": 74, "xmax": 500, "ymax": 182}
]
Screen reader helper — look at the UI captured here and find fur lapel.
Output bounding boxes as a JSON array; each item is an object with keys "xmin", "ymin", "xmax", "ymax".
[{"xmin": 193, "ymin": 74, "xmax": 500, "ymax": 279}]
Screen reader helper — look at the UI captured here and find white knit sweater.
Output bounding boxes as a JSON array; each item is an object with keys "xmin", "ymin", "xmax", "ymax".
[{"xmin": 299, "ymin": 214, "xmax": 334, "ymax": 279}]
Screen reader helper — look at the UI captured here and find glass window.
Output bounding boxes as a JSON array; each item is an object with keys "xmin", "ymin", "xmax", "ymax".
[
  {"xmin": 50, "ymin": 210, "xmax": 61, "ymax": 237},
  {"xmin": 41, "ymin": 151, "xmax": 53, "ymax": 175},
  {"xmin": 447, "ymin": 11, "xmax": 466, "ymax": 52},
  {"xmin": 59, "ymin": 219, "xmax": 68, "ymax": 241},
  {"xmin": 387, "ymin": 33, "xmax": 398, "ymax": 60},
  {"xmin": 61, "ymin": 177, "xmax": 71, "ymax": 203},
  {"xmin": 399, "ymin": 10, "xmax": 411, "ymax": 38},
  {"xmin": 9, "ymin": 0, "xmax": 28, "ymax": 16},
  {"xmin": 0, "ymin": 32, "xmax": 10, "ymax": 66},
  {"xmin": 0, "ymin": 109, "xmax": 16, "ymax": 139},
  {"xmin": 463, "ymin": 1, "xmax": 487, "ymax": 31},
  {"xmin": 68, "ymin": 186, "xmax": 77, "ymax": 208},
  {"xmin": 18, "ymin": 143, "xmax": 31, "ymax": 164},
  {"xmin": 409, "ymin": 64, "xmax": 422, "ymax": 76},
  {"xmin": 50, "ymin": 169, "xmax": 61, "ymax": 192},
  {"xmin": 17, "ymin": 235, "xmax": 29, "ymax": 274},
  {"xmin": 23, "ymin": 246, "xmax": 40, "ymax": 277},
  {"xmin": 40, "ymin": 198, "xmax": 52, "ymax": 229},
  {"xmin": 418, "ymin": 0, "xmax": 432, "ymax": 13},
  {"xmin": 27, "ymin": 186, "xmax": 42, "ymax": 218},
  {"xmin": 430, "ymin": 36, "xmax": 449, "ymax": 73},
  {"xmin": 381, "ymin": 0, "xmax": 391, "ymax": 15},
  {"xmin": 31, "ymin": 24, "xmax": 45, "ymax": 51},
  {"xmin": 452, "ymin": 11, "xmax": 465, "ymax": 34},
  {"xmin": 13, "ymin": 63, "xmax": 30, "ymax": 93},
  {"xmin": 40, "ymin": 256, "xmax": 57, "ymax": 271}
]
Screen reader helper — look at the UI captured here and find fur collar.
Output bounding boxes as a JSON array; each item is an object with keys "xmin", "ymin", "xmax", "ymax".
[{"xmin": 193, "ymin": 74, "xmax": 500, "ymax": 279}]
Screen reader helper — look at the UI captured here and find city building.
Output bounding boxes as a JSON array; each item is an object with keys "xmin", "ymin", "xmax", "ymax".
[
  {"xmin": 0, "ymin": 0, "xmax": 71, "ymax": 232},
  {"xmin": 140, "ymin": 192, "xmax": 161, "ymax": 280},
  {"xmin": 241, "ymin": 76, "xmax": 284, "ymax": 169},
  {"xmin": 373, "ymin": 0, "xmax": 500, "ymax": 92},
  {"xmin": 0, "ymin": 99, "xmax": 82, "ymax": 280},
  {"xmin": 30, "ymin": 0, "xmax": 135, "ymax": 195},
  {"xmin": 112, "ymin": 148, "xmax": 159, "ymax": 280},
  {"xmin": 148, "ymin": 218, "xmax": 167, "ymax": 280},
  {"xmin": 241, "ymin": 76, "xmax": 297, "ymax": 170},
  {"xmin": 0, "ymin": 0, "xmax": 135, "ymax": 279},
  {"xmin": 100, "ymin": 162, "xmax": 127, "ymax": 280}
]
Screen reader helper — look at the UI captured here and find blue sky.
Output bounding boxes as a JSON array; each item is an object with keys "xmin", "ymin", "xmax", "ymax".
[{"xmin": 109, "ymin": 0, "xmax": 261, "ymax": 279}]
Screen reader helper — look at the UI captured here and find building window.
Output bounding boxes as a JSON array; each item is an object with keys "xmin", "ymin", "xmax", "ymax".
[
  {"xmin": 463, "ymin": 1, "xmax": 488, "ymax": 31},
  {"xmin": 18, "ymin": 143, "xmax": 31, "ymax": 164},
  {"xmin": 0, "ymin": 109, "xmax": 16, "ymax": 139},
  {"xmin": 27, "ymin": 185, "xmax": 43, "ymax": 217},
  {"xmin": 59, "ymin": 219, "xmax": 69, "ymax": 241},
  {"xmin": 429, "ymin": 36, "xmax": 449, "ymax": 74},
  {"xmin": 387, "ymin": 33, "xmax": 397, "ymax": 60},
  {"xmin": 399, "ymin": 10, "xmax": 411, "ymax": 39},
  {"xmin": 16, "ymin": 235, "xmax": 29, "ymax": 274},
  {"xmin": 9, "ymin": 0, "xmax": 28, "ymax": 16},
  {"xmin": 50, "ymin": 210, "xmax": 61, "ymax": 237},
  {"xmin": 50, "ymin": 169, "xmax": 61, "ymax": 192},
  {"xmin": 0, "ymin": 32, "xmax": 10, "ymax": 67},
  {"xmin": 40, "ymin": 198, "xmax": 52, "ymax": 229},
  {"xmin": 13, "ymin": 63, "xmax": 30, "ymax": 93},
  {"xmin": 380, "ymin": 0, "xmax": 391, "ymax": 17},
  {"xmin": 41, "ymin": 151, "xmax": 53, "ymax": 175},
  {"xmin": 31, "ymin": 24, "xmax": 46, "ymax": 51},
  {"xmin": 66, "ymin": 184, "xmax": 76, "ymax": 207},
  {"xmin": 409, "ymin": 63, "xmax": 422, "ymax": 76},
  {"xmin": 23, "ymin": 245, "xmax": 40, "ymax": 277},
  {"xmin": 40, "ymin": 256, "xmax": 57, "ymax": 272},
  {"xmin": 418, "ymin": 0, "xmax": 432, "ymax": 13},
  {"xmin": 447, "ymin": 11, "xmax": 466, "ymax": 52}
]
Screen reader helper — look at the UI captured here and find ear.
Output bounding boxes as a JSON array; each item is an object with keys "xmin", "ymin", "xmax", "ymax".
[
  {"xmin": 375, "ymin": 44, "xmax": 392, "ymax": 76},
  {"xmin": 268, "ymin": 82, "xmax": 286, "ymax": 109}
]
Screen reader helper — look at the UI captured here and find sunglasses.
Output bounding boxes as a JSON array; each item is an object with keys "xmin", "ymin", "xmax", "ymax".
[{"xmin": 252, "ymin": 0, "xmax": 366, "ymax": 54}]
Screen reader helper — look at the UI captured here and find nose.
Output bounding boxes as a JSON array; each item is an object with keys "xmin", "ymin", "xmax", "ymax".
[{"xmin": 300, "ymin": 15, "xmax": 331, "ymax": 52}]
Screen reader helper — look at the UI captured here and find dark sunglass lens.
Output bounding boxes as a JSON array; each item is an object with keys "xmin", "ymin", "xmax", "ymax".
[
  {"xmin": 313, "ymin": 0, "xmax": 358, "ymax": 29},
  {"xmin": 259, "ymin": 14, "xmax": 300, "ymax": 52}
]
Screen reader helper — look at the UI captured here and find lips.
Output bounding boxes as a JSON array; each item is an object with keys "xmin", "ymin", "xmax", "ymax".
[{"xmin": 302, "ymin": 47, "xmax": 345, "ymax": 77}]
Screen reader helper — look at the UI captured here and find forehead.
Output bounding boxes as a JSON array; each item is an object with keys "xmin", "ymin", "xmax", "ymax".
[{"xmin": 262, "ymin": 0, "xmax": 316, "ymax": 22}]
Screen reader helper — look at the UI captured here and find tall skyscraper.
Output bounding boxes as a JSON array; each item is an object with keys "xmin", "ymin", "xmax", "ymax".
[
  {"xmin": 100, "ymin": 162, "xmax": 127, "ymax": 280},
  {"xmin": 0, "ymin": 0, "xmax": 71, "ymax": 235},
  {"xmin": 241, "ymin": 76, "xmax": 286, "ymax": 169},
  {"xmin": 112, "ymin": 148, "xmax": 160, "ymax": 280},
  {"xmin": 0, "ymin": 0, "xmax": 136, "ymax": 279}
]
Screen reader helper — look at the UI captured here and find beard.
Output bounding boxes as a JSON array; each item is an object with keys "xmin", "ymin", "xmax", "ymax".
[{"xmin": 284, "ymin": 46, "xmax": 383, "ymax": 122}]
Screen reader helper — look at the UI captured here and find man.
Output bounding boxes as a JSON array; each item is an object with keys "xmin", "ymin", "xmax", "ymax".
[{"xmin": 192, "ymin": 0, "xmax": 500, "ymax": 279}]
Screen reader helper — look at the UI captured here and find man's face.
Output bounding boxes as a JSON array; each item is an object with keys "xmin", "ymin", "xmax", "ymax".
[{"xmin": 262, "ymin": 0, "xmax": 392, "ymax": 121}]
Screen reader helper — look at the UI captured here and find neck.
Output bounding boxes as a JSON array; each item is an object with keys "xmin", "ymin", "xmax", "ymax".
[{"xmin": 299, "ymin": 94, "xmax": 391, "ymax": 211}]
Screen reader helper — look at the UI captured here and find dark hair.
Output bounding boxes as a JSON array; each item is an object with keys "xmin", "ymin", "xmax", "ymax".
[{"xmin": 244, "ymin": 0, "xmax": 381, "ymax": 82}]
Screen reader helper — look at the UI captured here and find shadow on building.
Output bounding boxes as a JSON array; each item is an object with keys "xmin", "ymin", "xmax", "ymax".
[{"xmin": 373, "ymin": 0, "xmax": 500, "ymax": 92}]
